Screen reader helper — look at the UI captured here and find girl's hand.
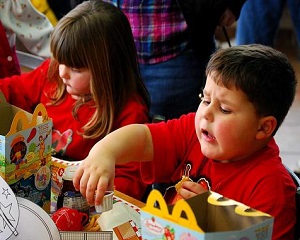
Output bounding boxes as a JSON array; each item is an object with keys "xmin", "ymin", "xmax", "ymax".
[
  {"xmin": 178, "ymin": 181, "xmax": 208, "ymax": 199},
  {"xmin": 73, "ymin": 155, "xmax": 115, "ymax": 206},
  {"xmin": 219, "ymin": 8, "xmax": 236, "ymax": 27}
]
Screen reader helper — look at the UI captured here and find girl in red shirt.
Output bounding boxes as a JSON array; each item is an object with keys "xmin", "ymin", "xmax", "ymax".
[{"xmin": 0, "ymin": 1, "xmax": 150, "ymax": 200}]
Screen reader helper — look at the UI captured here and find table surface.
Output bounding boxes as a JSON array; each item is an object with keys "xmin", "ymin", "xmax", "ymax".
[{"xmin": 114, "ymin": 190, "xmax": 145, "ymax": 208}]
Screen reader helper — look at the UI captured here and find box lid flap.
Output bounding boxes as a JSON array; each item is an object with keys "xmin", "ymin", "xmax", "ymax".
[{"xmin": 0, "ymin": 91, "xmax": 14, "ymax": 135}]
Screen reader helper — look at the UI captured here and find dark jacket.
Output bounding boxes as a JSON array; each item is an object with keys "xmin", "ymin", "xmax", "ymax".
[{"xmin": 176, "ymin": 0, "xmax": 246, "ymax": 59}]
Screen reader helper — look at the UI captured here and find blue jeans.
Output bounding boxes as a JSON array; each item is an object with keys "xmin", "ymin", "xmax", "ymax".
[
  {"xmin": 139, "ymin": 50, "xmax": 207, "ymax": 120},
  {"xmin": 236, "ymin": 0, "xmax": 300, "ymax": 46}
]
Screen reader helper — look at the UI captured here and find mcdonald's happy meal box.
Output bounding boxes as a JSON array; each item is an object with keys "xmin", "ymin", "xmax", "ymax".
[
  {"xmin": 0, "ymin": 92, "xmax": 52, "ymax": 212},
  {"xmin": 141, "ymin": 190, "xmax": 274, "ymax": 240}
]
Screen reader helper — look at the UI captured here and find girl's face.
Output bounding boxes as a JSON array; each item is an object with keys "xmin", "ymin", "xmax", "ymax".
[
  {"xmin": 59, "ymin": 64, "xmax": 91, "ymax": 99},
  {"xmin": 195, "ymin": 74, "xmax": 263, "ymax": 162}
]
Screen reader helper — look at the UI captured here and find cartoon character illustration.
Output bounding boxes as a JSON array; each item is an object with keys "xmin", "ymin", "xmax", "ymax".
[
  {"xmin": 10, "ymin": 135, "xmax": 27, "ymax": 170},
  {"xmin": 10, "ymin": 182, "xmax": 32, "ymax": 198},
  {"xmin": 52, "ymin": 129, "xmax": 73, "ymax": 156},
  {"xmin": 179, "ymin": 232, "xmax": 197, "ymax": 240},
  {"xmin": 143, "ymin": 216, "xmax": 164, "ymax": 236},
  {"xmin": 36, "ymin": 132, "xmax": 50, "ymax": 166},
  {"xmin": 52, "ymin": 167, "xmax": 65, "ymax": 187},
  {"xmin": 163, "ymin": 225, "xmax": 175, "ymax": 240},
  {"xmin": 36, "ymin": 171, "xmax": 47, "ymax": 187}
]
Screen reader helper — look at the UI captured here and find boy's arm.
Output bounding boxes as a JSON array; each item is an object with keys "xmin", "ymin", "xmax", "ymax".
[{"xmin": 73, "ymin": 124, "xmax": 154, "ymax": 205}]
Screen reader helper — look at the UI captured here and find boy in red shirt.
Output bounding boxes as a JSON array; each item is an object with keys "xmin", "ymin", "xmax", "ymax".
[{"xmin": 74, "ymin": 44, "xmax": 297, "ymax": 239}]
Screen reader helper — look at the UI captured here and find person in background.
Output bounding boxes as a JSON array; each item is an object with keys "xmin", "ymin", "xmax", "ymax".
[
  {"xmin": 0, "ymin": 0, "xmax": 54, "ymax": 59},
  {"xmin": 74, "ymin": 44, "xmax": 297, "ymax": 239},
  {"xmin": 31, "ymin": 0, "xmax": 58, "ymax": 26},
  {"xmin": 47, "ymin": 0, "xmax": 84, "ymax": 20},
  {"xmin": 0, "ymin": 1, "xmax": 150, "ymax": 200},
  {"xmin": 236, "ymin": 0, "xmax": 300, "ymax": 50},
  {"xmin": 0, "ymin": 20, "xmax": 21, "ymax": 78},
  {"xmin": 104, "ymin": 0, "xmax": 246, "ymax": 120}
]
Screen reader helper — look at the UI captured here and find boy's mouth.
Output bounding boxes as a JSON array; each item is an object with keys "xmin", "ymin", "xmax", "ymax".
[{"xmin": 201, "ymin": 129, "xmax": 216, "ymax": 140}]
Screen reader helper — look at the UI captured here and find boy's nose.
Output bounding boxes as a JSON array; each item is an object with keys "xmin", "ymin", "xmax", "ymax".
[{"xmin": 202, "ymin": 106, "xmax": 214, "ymax": 122}]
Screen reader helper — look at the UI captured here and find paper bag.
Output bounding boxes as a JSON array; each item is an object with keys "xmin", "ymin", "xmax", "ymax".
[
  {"xmin": 141, "ymin": 189, "xmax": 274, "ymax": 240},
  {"xmin": 98, "ymin": 201, "xmax": 141, "ymax": 239},
  {"xmin": 0, "ymin": 91, "xmax": 53, "ymax": 212}
]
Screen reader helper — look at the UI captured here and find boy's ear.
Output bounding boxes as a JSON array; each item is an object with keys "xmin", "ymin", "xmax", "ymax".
[{"xmin": 256, "ymin": 116, "xmax": 277, "ymax": 139}]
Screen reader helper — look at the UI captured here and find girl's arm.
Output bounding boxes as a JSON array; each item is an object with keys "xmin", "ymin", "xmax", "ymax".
[
  {"xmin": 73, "ymin": 124, "xmax": 154, "ymax": 205},
  {"xmin": 0, "ymin": 59, "xmax": 50, "ymax": 113}
]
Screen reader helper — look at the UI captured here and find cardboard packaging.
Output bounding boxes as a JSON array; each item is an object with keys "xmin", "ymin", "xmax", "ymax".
[
  {"xmin": 50, "ymin": 157, "xmax": 81, "ymax": 213},
  {"xmin": 141, "ymin": 189, "xmax": 274, "ymax": 240},
  {"xmin": 0, "ymin": 92, "xmax": 52, "ymax": 212}
]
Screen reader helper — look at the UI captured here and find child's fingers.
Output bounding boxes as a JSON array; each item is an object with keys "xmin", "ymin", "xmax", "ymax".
[
  {"xmin": 77, "ymin": 170, "xmax": 91, "ymax": 200},
  {"xmin": 82, "ymin": 173, "xmax": 102, "ymax": 205},
  {"xmin": 179, "ymin": 181, "xmax": 207, "ymax": 199},
  {"xmin": 73, "ymin": 165, "xmax": 84, "ymax": 191},
  {"xmin": 93, "ymin": 177, "xmax": 111, "ymax": 205},
  {"xmin": 178, "ymin": 187, "xmax": 197, "ymax": 199}
]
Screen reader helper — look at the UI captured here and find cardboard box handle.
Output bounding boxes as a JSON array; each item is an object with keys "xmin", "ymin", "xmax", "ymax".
[
  {"xmin": 143, "ymin": 189, "xmax": 203, "ymax": 232},
  {"xmin": 144, "ymin": 189, "xmax": 169, "ymax": 218},
  {"xmin": 172, "ymin": 198, "xmax": 204, "ymax": 232},
  {"xmin": 0, "ymin": 91, "xmax": 6, "ymax": 103},
  {"xmin": 207, "ymin": 191, "xmax": 271, "ymax": 217},
  {"xmin": 6, "ymin": 111, "xmax": 30, "ymax": 136},
  {"xmin": 7, "ymin": 103, "xmax": 49, "ymax": 136},
  {"xmin": 31, "ymin": 103, "xmax": 49, "ymax": 126}
]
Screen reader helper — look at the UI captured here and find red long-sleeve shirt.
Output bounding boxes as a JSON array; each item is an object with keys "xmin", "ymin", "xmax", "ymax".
[
  {"xmin": 0, "ymin": 59, "xmax": 150, "ymax": 200},
  {"xmin": 143, "ymin": 113, "xmax": 296, "ymax": 240}
]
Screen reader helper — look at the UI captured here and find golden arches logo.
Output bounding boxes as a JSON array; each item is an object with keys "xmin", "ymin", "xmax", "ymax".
[
  {"xmin": 7, "ymin": 104, "xmax": 49, "ymax": 136},
  {"xmin": 143, "ymin": 189, "xmax": 204, "ymax": 233}
]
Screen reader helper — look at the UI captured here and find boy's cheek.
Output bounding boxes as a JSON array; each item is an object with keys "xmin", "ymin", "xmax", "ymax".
[{"xmin": 194, "ymin": 110, "xmax": 203, "ymax": 133}]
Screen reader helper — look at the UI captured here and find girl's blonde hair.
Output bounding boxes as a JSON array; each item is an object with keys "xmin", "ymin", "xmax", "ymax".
[{"xmin": 47, "ymin": 0, "xmax": 150, "ymax": 139}]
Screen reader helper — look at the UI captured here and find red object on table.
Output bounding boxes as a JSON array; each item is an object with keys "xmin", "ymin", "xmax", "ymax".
[{"xmin": 51, "ymin": 207, "xmax": 89, "ymax": 231}]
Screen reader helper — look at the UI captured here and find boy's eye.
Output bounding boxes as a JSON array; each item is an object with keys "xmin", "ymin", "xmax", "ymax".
[
  {"xmin": 199, "ymin": 93, "xmax": 231, "ymax": 114},
  {"xmin": 203, "ymin": 99, "xmax": 210, "ymax": 105},
  {"xmin": 220, "ymin": 107, "xmax": 231, "ymax": 114},
  {"xmin": 199, "ymin": 93, "xmax": 210, "ymax": 105},
  {"xmin": 201, "ymin": 98, "xmax": 210, "ymax": 105}
]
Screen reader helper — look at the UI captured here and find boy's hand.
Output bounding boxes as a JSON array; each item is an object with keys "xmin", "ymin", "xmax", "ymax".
[
  {"xmin": 73, "ymin": 155, "xmax": 115, "ymax": 206},
  {"xmin": 178, "ymin": 181, "xmax": 208, "ymax": 199}
]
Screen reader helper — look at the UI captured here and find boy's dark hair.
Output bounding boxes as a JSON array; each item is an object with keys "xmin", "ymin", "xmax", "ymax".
[{"xmin": 206, "ymin": 44, "xmax": 297, "ymax": 135}]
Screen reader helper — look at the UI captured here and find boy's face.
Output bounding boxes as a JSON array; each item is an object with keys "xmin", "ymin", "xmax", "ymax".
[{"xmin": 195, "ymin": 74, "xmax": 263, "ymax": 162}]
